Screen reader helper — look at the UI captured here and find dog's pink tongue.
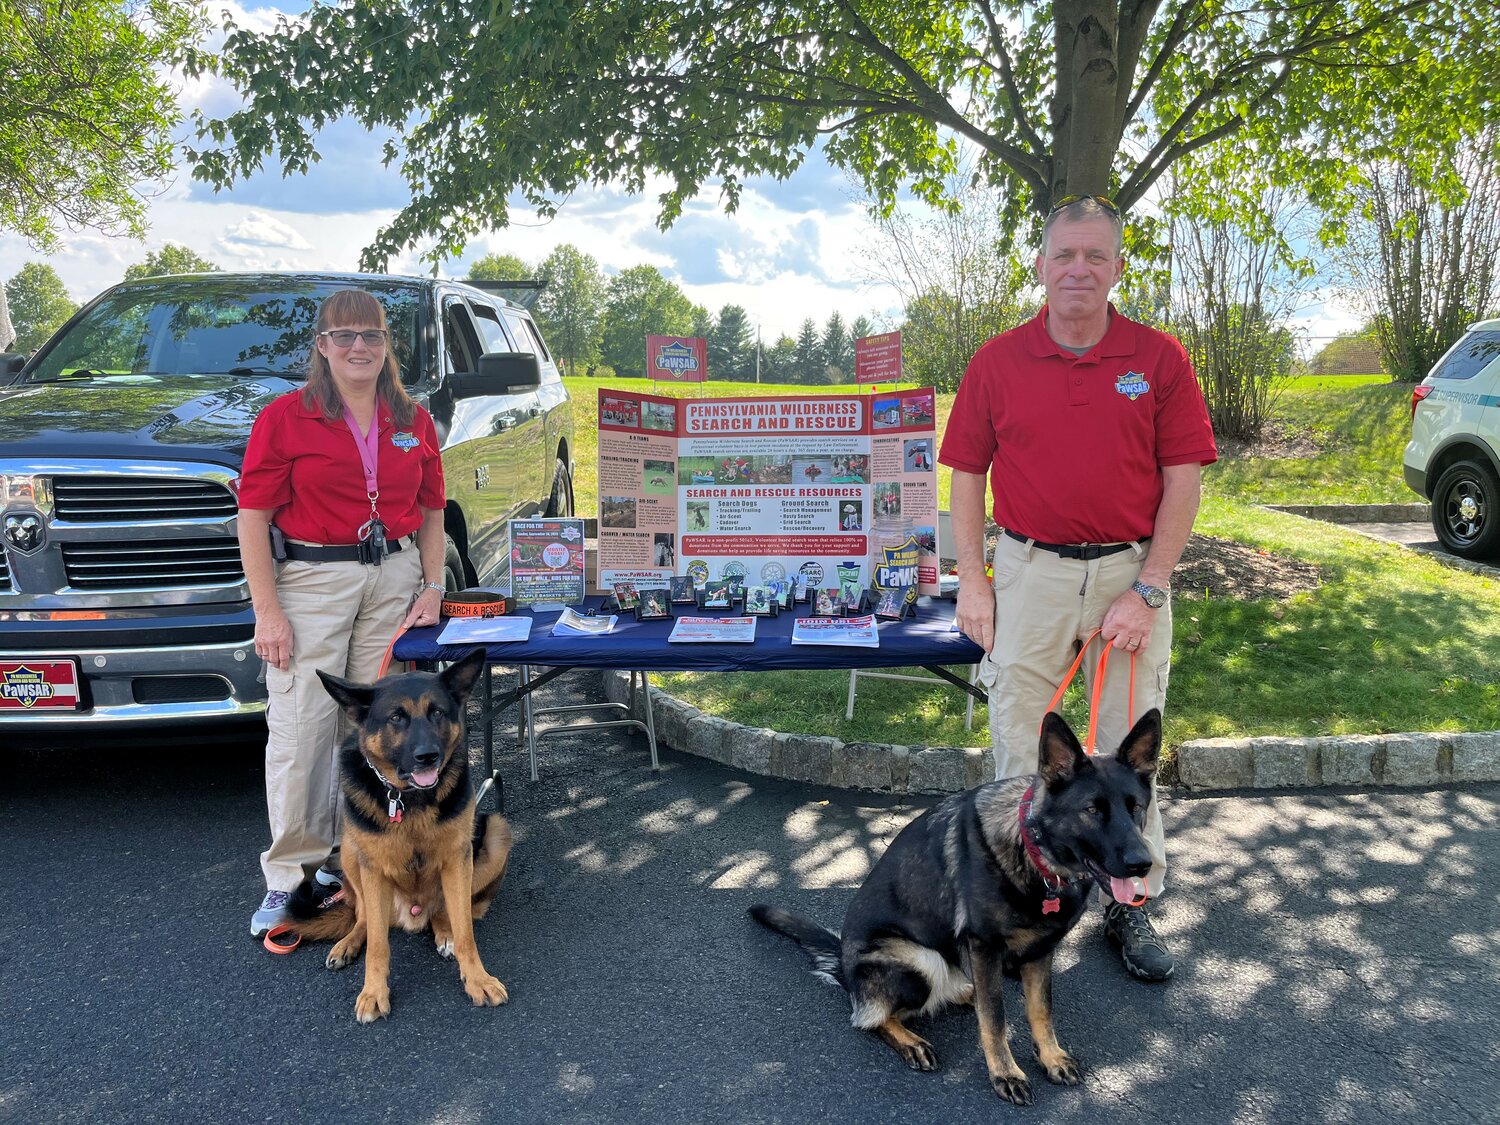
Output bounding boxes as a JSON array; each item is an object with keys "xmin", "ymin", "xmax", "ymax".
[
  {"xmin": 412, "ymin": 768, "xmax": 440, "ymax": 788},
  {"xmin": 1110, "ymin": 876, "xmax": 1149, "ymax": 906}
]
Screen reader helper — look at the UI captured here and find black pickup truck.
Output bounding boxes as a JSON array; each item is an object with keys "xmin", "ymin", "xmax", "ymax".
[{"xmin": 0, "ymin": 272, "xmax": 573, "ymax": 728}]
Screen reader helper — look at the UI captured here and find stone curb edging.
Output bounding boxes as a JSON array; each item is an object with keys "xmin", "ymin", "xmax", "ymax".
[
  {"xmin": 600, "ymin": 672, "xmax": 1500, "ymax": 794},
  {"xmin": 1262, "ymin": 502, "xmax": 1429, "ymax": 523}
]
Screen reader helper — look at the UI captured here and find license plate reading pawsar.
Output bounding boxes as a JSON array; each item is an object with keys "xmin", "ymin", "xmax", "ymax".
[{"xmin": 0, "ymin": 659, "xmax": 82, "ymax": 710}]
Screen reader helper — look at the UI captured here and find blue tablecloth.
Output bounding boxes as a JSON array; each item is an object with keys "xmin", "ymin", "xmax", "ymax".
[{"xmin": 393, "ymin": 595, "xmax": 986, "ymax": 673}]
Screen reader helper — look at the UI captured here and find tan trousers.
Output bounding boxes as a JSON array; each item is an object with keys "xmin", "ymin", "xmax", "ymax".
[
  {"xmin": 259, "ymin": 548, "xmax": 420, "ymax": 891},
  {"xmin": 979, "ymin": 533, "xmax": 1170, "ymax": 895}
]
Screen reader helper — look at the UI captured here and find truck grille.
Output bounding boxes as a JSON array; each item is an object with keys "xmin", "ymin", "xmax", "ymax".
[
  {"xmin": 62, "ymin": 539, "xmax": 245, "ymax": 589},
  {"xmin": 53, "ymin": 476, "xmax": 238, "ymax": 521},
  {"xmin": 0, "ymin": 551, "xmax": 10, "ymax": 592}
]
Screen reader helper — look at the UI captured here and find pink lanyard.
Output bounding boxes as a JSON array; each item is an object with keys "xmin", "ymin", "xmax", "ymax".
[{"xmin": 342, "ymin": 403, "xmax": 382, "ymax": 522}]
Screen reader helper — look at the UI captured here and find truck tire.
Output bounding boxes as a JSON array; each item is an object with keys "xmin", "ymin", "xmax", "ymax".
[
  {"xmin": 545, "ymin": 458, "xmax": 574, "ymax": 518},
  {"xmin": 442, "ymin": 534, "xmax": 467, "ymax": 592},
  {"xmin": 1431, "ymin": 458, "xmax": 1500, "ymax": 560}
]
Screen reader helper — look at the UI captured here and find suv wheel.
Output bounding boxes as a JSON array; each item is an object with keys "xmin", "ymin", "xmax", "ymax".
[
  {"xmin": 544, "ymin": 458, "xmax": 574, "ymax": 518},
  {"xmin": 1431, "ymin": 459, "xmax": 1500, "ymax": 560}
]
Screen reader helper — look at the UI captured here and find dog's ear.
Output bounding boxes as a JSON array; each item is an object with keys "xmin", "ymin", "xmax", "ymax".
[
  {"xmin": 1039, "ymin": 711, "xmax": 1088, "ymax": 784},
  {"xmin": 439, "ymin": 648, "xmax": 488, "ymax": 706},
  {"xmin": 317, "ymin": 670, "xmax": 375, "ymax": 722},
  {"xmin": 1115, "ymin": 708, "xmax": 1162, "ymax": 778}
]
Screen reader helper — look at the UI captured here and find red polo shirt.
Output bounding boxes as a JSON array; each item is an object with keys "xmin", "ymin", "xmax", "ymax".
[
  {"xmin": 938, "ymin": 307, "xmax": 1217, "ymax": 543},
  {"xmin": 238, "ymin": 389, "xmax": 445, "ymax": 544}
]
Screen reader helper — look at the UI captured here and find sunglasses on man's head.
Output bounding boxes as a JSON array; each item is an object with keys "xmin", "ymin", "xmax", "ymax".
[
  {"xmin": 1048, "ymin": 194, "xmax": 1121, "ymax": 217},
  {"xmin": 318, "ymin": 329, "xmax": 388, "ymax": 348}
]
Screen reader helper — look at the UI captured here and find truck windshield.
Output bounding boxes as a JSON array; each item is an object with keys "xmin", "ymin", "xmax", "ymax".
[{"xmin": 24, "ymin": 277, "xmax": 424, "ymax": 384}]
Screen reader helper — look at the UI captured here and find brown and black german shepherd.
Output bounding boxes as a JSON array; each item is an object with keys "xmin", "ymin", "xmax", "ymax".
[
  {"xmin": 283, "ymin": 648, "xmax": 512, "ymax": 1023},
  {"xmin": 751, "ymin": 709, "xmax": 1161, "ymax": 1106}
]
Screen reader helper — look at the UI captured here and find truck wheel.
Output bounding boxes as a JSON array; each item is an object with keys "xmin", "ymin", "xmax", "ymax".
[
  {"xmin": 442, "ymin": 535, "xmax": 467, "ymax": 592},
  {"xmin": 545, "ymin": 458, "xmax": 574, "ymax": 517},
  {"xmin": 1431, "ymin": 459, "xmax": 1500, "ymax": 560}
]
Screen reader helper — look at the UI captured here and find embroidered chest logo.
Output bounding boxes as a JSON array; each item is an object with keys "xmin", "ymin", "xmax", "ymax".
[
  {"xmin": 1115, "ymin": 371, "xmax": 1151, "ymax": 400},
  {"xmin": 390, "ymin": 430, "xmax": 420, "ymax": 452}
]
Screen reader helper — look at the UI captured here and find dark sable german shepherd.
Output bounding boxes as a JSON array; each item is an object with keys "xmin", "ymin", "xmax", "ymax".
[
  {"xmin": 283, "ymin": 648, "xmax": 512, "ymax": 1023},
  {"xmin": 751, "ymin": 709, "xmax": 1160, "ymax": 1106}
]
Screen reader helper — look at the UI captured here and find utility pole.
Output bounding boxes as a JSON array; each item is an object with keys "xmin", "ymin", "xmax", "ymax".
[{"xmin": 755, "ymin": 326, "xmax": 761, "ymax": 383}]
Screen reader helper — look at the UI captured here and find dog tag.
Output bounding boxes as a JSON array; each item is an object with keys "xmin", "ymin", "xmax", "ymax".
[
  {"xmin": 1042, "ymin": 893, "xmax": 1061, "ymax": 915},
  {"xmin": 388, "ymin": 796, "xmax": 404, "ymax": 823}
]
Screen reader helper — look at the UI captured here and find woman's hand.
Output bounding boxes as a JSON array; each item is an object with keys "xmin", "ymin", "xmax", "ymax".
[
  {"xmin": 255, "ymin": 604, "xmax": 294, "ymax": 671},
  {"xmin": 403, "ymin": 585, "xmax": 443, "ymax": 630}
]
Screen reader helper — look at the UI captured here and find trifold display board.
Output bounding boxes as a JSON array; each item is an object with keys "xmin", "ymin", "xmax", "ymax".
[{"xmin": 596, "ymin": 388, "xmax": 940, "ymax": 596}]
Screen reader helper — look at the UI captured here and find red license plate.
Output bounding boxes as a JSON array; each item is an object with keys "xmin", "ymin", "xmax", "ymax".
[{"xmin": 0, "ymin": 658, "xmax": 82, "ymax": 711}]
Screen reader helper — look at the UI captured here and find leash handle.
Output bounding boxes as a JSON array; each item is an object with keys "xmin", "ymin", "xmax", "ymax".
[
  {"xmin": 1042, "ymin": 628, "xmax": 1135, "ymax": 755},
  {"xmin": 377, "ymin": 624, "xmax": 410, "ymax": 678}
]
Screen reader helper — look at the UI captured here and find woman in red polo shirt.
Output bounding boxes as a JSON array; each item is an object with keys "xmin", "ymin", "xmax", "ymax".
[{"xmin": 236, "ymin": 289, "xmax": 447, "ymax": 938}]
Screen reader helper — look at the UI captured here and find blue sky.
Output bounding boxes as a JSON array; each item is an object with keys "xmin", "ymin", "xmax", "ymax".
[{"xmin": 1, "ymin": 1, "xmax": 1360, "ymax": 352}]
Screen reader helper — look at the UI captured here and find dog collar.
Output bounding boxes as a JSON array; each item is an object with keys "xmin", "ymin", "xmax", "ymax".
[
  {"xmin": 363, "ymin": 756, "xmax": 438, "ymax": 823},
  {"xmin": 1018, "ymin": 784, "xmax": 1085, "ymax": 914}
]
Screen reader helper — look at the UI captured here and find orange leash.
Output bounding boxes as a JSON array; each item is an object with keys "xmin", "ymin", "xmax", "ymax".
[
  {"xmin": 1041, "ymin": 628, "xmax": 1135, "ymax": 755},
  {"xmin": 376, "ymin": 624, "xmax": 410, "ymax": 678}
]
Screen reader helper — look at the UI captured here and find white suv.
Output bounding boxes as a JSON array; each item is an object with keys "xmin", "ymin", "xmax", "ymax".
[{"xmin": 1404, "ymin": 317, "xmax": 1500, "ymax": 560}]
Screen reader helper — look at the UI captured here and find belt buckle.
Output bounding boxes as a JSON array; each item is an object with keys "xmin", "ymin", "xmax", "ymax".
[{"xmin": 1075, "ymin": 542, "xmax": 1097, "ymax": 560}]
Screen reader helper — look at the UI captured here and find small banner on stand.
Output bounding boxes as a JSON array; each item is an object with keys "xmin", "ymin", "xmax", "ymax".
[
  {"xmin": 646, "ymin": 335, "xmax": 708, "ymax": 383},
  {"xmin": 855, "ymin": 331, "xmax": 903, "ymax": 385}
]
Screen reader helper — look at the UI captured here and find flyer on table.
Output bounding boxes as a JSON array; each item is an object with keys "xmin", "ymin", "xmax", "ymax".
[
  {"xmin": 508, "ymin": 518, "xmax": 587, "ymax": 607},
  {"xmin": 597, "ymin": 388, "xmax": 939, "ymax": 595}
]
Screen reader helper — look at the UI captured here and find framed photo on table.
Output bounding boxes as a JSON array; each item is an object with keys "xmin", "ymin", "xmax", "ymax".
[
  {"xmin": 743, "ymin": 585, "xmax": 778, "ymax": 616},
  {"xmin": 669, "ymin": 575, "xmax": 698, "ymax": 605},
  {"xmin": 635, "ymin": 587, "xmax": 673, "ymax": 620},
  {"xmin": 612, "ymin": 582, "xmax": 640, "ymax": 612},
  {"xmin": 872, "ymin": 586, "xmax": 911, "ymax": 621},
  {"xmin": 813, "ymin": 587, "xmax": 845, "ymax": 616},
  {"xmin": 701, "ymin": 580, "xmax": 734, "ymax": 609}
]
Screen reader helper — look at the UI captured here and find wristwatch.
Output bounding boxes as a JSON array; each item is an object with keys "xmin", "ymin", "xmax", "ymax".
[
  {"xmin": 420, "ymin": 581, "xmax": 445, "ymax": 594},
  {"xmin": 1131, "ymin": 580, "xmax": 1168, "ymax": 609}
]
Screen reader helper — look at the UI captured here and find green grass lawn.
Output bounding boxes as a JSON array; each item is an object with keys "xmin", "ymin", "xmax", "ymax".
[{"xmin": 562, "ymin": 372, "xmax": 1499, "ymax": 754}]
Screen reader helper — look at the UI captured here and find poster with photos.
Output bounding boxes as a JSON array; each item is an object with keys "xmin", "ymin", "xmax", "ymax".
[{"xmin": 596, "ymin": 387, "xmax": 940, "ymax": 599}]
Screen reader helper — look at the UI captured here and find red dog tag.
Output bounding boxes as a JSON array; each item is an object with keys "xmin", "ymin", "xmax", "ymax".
[{"xmin": 1042, "ymin": 893, "xmax": 1060, "ymax": 914}]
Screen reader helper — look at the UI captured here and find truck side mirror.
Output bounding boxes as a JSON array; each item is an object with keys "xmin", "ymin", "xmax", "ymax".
[
  {"xmin": 451, "ymin": 352, "xmax": 542, "ymax": 398},
  {"xmin": 0, "ymin": 353, "xmax": 27, "ymax": 386}
]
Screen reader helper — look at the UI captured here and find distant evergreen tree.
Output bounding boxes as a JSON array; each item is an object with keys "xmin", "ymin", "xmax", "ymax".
[
  {"xmin": 761, "ymin": 335, "xmax": 798, "ymax": 383},
  {"xmin": 709, "ymin": 304, "xmax": 753, "ymax": 381},
  {"xmin": 793, "ymin": 318, "xmax": 823, "ymax": 384},
  {"xmin": 821, "ymin": 312, "xmax": 852, "ymax": 381}
]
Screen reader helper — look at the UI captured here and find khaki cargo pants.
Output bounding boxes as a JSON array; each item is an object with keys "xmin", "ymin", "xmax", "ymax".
[
  {"xmin": 259, "ymin": 548, "xmax": 420, "ymax": 891},
  {"xmin": 979, "ymin": 533, "xmax": 1170, "ymax": 895}
]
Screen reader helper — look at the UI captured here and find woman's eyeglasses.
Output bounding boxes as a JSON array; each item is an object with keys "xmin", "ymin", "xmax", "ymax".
[
  {"xmin": 1048, "ymin": 194, "xmax": 1120, "ymax": 217},
  {"xmin": 319, "ymin": 329, "xmax": 388, "ymax": 348}
]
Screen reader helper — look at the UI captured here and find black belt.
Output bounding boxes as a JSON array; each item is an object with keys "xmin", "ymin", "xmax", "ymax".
[
  {"xmin": 1002, "ymin": 528, "xmax": 1146, "ymax": 560},
  {"xmin": 283, "ymin": 539, "xmax": 404, "ymax": 563}
]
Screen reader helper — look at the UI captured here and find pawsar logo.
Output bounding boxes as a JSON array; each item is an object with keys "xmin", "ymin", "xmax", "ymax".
[
  {"xmin": 654, "ymin": 341, "xmax": 699, "ymax": 376},
  {"xmin": 874, "ymin": 536, "xmax": 921, "ymax": 606},
  {"xmin": 1, "ymin": 666, "xmax": 54, "ymax": 708},
  {"xmin": 1115, "ymin": 372, "xmax": 1151, "ymax": 400},
  {"xmin": 391, "ymin": 431, "xmax": 420, "ymax": 451}
]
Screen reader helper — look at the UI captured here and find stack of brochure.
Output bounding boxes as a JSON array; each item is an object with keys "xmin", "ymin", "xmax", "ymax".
[
  {"xmin": 667, "ymin": 616, "xmax": 757, "ymax": 643},
  {"xmin": 436, "ymin": 615, "xmax": 532, "ymax": 645},
  {"xmin": 551, "ymin": 607, "xmax": 619, "ymax": 636},
  {"xmin": 791, "ymin": 614, "xmax": 880, "ymax": 647}
]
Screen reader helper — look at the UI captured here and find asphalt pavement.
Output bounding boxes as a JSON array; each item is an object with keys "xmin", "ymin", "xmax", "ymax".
[{"xmin": 4, "ymin": 669, "xmax": 1498, "ymax": 1125}]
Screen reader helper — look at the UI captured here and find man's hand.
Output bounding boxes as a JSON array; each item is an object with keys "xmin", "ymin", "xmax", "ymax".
[
  {"xmin": 955, "ymin": 583, "xmax": 995, "ymax": 653},
  {"xmin": 1100, "ymin": 588, "xmax": 1157, "ymax": 653},
  {"xmin": 402, "ymin": 586, "xmax": 443, "ymax": 630},
  {"xmin": 255, "ymin": 605, "xmax": 294, "ymax": 671}
]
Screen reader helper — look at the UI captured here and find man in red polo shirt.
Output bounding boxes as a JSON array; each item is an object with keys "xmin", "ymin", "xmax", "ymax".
[{"xmin": 939, "ymin": 196, "xmax": 1217, "ymax": 982}]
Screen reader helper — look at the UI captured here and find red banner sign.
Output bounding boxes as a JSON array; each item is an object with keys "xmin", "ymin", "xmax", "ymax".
[
  {"xmin": 855, "ymin": 331, "xmax": 903, "ymax": 384},
  {"xmin": 646, "ymin": 335, "xmax": 708, "ymax": 382}
]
